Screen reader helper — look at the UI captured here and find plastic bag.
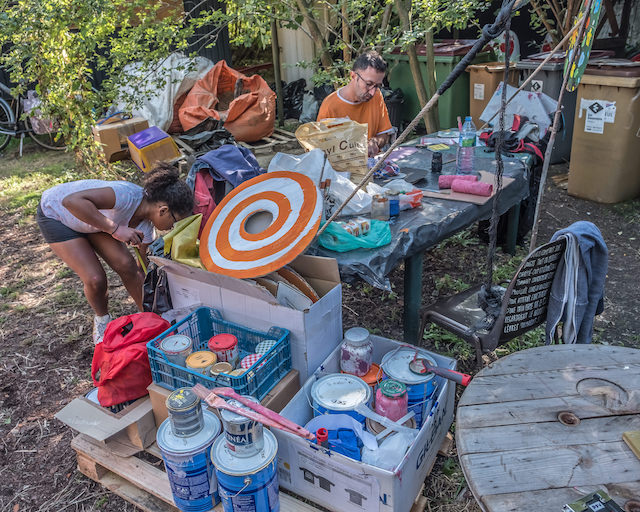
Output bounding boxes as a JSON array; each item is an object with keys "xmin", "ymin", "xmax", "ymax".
[
  {"xmin": 300, "ymin": 92, "xmax": 319, "ymax": 123},
  {"xmin": 23, "ymin": 90, "xmax": 55, "ymax": 135},
  {"xmin": 268, "ymin": 149, "xmax": 372, "ymax": 218},
  {"xmin": 317, "ymin": 219, "xmax": 391, "ymax": 252},
  {"xmin": 361, "ymin": 431, "xmax": 416, "ymax": 471},
  {"xmin": 142, "ymin": 262, "xmax": 173, "ymax": 315}
]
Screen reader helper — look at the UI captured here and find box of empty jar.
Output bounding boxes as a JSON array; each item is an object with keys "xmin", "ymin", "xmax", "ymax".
[
  {"xmin": 147, "ymin": 306, "xmax": 291, "ymax": 400},
  {"xmin": 272, "ymin": 334, "xmax": 455, "ymax": 512}
]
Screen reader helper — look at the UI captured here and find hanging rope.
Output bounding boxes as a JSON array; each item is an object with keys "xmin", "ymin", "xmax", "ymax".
[
  {"xmin": 315, "ymin": 0, "xmax": 521, "ymax": 237},
  {"xmin": 477, "ymin": 0, "xmax": 513, "ymax": 319}
]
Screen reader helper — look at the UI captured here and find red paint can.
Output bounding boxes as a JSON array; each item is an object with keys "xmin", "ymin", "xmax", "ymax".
[{"xmin": 208, "ymin": 333, "xmax": 239, "ymax": 368}]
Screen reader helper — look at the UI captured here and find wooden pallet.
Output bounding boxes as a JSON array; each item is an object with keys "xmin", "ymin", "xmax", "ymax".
[
  {"xmin": 72, "ymin": 432, "xmax": 451, "ymax": 512},
  {"xmin": 238, "ymin": 128, "xmax": 298, "ymax": 154}
]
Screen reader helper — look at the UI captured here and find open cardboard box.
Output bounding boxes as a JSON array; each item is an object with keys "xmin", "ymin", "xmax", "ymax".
[
  {"xmin": 151, "ymin": 254, "xmax": 343, "ymax": 382},
  {"xmin": 92, "ymin": 117, "xmax": 148, "ymax": 163},
  {"xmin": 55, "ymin": 395, "xmax": 156, "ymax": 457}
]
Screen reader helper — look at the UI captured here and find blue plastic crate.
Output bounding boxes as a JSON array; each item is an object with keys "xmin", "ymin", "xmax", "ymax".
[{"xmin": 147, "ymin": 307, "xmax": 291, "ymax": 400}]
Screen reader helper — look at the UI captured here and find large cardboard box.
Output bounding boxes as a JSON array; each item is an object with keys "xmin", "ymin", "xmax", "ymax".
[
  {"xmin": 152, "ymin": 254, "xmax": 343, "ymax": 383},
  {"xmin": 92, "ymin": 117, "xmax": 148, "ymax": 163},
  {"xmin": 55, "ymin": 395, "xmax": 156, "ymax": 457},
  {"xmin": 273, "ymin": 335, "xmax": 455, "ymax": 512}
]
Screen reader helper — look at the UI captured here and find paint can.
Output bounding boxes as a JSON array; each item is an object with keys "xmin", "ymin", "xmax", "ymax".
[
  {"xmin": 310, "ymin": 373, "xmax": 371, "ymax": 424},
  {"xmin": 365, "ymin": 415, "xmax": 417, "ymax": 436},
  {"xmin": 374, "ymin": 379, "xmax": 409, "ymax": 422},
  {"xmin": 343, "ymin": 363, "xmax": 382, "ymax": 390},
  {"xmin": 211, "ymin": 428, "xmax": 279, "ymax": 512},
  {"xmin": 209, "ymin": 362, "xmax": 233, "ymax": 379},
  {"xmin": 240, "ymin": 353, "xmax": 265, "ymax": 370},
  {"xmin": 219, "ymin": 396, "xmax": 264, "ymax": 457},
  {"xmin": 160, "ymin": 334, "xmax": 193, "ymax": 367},
  {"xmin": 207, "ymin": 334, "xmax": 239, "ymax": 368},
  {"xmin": 381, "ymin": 348, "xmax": 437, "ymax": 427},
  {"xmin": 255, "ymin": 339, "xmax": 278, "ymax": 355},
  {"xmin": 157, "ymin": 388, "xmax": 222, "ymax": 511},
  {"xmin": 186, "ymin": 350, "xmax": 217, "ymax": 375}
]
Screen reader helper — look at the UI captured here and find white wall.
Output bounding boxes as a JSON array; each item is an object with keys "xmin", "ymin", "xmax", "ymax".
[{"xmin": 276, "ymin": 25, "xmax": 316, "ymax": 86}]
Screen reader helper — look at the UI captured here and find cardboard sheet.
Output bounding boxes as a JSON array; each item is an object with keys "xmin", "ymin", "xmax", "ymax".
[{"xmin": 422, "ymin": 170, "xmax": 514, "ymax": 205}]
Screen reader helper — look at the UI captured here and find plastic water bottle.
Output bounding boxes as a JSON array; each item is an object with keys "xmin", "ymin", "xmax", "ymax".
[{"xmin": 457, "ymin": 116, "xmax": 476, "ymax": 175}]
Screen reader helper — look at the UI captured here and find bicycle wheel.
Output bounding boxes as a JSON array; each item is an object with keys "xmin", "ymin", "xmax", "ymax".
[
  {"xmin": 26, "ymin": 116, "xmax": 67, "ymax": 151},
  {"xmin": 0, "ymin": 97, "xmax": 12, "ymax": 152}
]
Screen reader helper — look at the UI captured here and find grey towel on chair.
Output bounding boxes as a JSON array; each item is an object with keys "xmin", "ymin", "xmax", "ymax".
[{"xmin": 545, "ymin": 221, "xmax": 608, "ymax": 344}]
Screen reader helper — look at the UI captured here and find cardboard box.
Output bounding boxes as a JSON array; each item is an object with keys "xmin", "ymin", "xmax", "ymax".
[
  {"xmin": 55, "ymin": 395, "xmax": 156, "ymax": 457},
  {"xmin": 273, "ymin": 335, "xmax": 455, "ymax": 512},
  {"xmin": 127, "ymin": 126, "xmax": 180, "ymax": 172},
  {"xmin": 92, "ymin": 117, "xmax": 148, "ymax": 162},
  {"xmin": 152, "ymin": 254, "xmax": 343, "ymax": 383},
  {"xmin": 147, "ymin": 370, "xmax": 300, "ymax": 428}
]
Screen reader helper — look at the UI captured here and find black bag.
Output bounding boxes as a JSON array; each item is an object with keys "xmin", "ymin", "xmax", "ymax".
[{"xmin": 142, "ymin": 262, "xmax": 173, "ymax": 315}]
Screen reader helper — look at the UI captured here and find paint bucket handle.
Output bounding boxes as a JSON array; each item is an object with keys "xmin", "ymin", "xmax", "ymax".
[{"xmin": 231, "ymin": 476, "xmax": 252, "ymax": 498}]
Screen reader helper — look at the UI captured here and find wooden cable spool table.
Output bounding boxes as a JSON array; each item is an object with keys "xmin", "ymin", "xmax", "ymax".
[{"xmin": 456, "ymin": 344, "xmax": 640, "ymax": 511}]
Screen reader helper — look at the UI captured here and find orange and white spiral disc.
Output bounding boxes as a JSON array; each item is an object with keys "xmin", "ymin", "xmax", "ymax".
[{"xmin": 199, "ymin": 171, "xmax": 322, "ymax": 278}]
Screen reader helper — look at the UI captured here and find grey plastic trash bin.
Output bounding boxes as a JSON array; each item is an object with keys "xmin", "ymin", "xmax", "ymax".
[{"xmin": 515, "ymin": 55, "xmax": 577, "ymax": 163}]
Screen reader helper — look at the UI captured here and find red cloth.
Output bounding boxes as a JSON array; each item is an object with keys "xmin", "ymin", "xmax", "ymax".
[
  {"xmin": 438, "ymin": 174, "xmax": 478, "ymax": 189},
  {"xmin": 451, "ymin": 179, "xmax": 493, "ymax": 197},
  {"xmin": 91, "ymin": 313, "xmax": 170, "ymax": 407}
]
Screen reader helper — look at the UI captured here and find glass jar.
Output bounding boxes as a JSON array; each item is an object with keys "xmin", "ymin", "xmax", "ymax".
[
  {"xmin": 370, "ymin": 194, "xmax": 389, "ymax": 221},
  {"xmin": 375, "ymin": 379, "xmax": 408, "ymax": 422},
  {"xmin": 340, "ymin": 327, "xmax": 373, "ymax": 377}
]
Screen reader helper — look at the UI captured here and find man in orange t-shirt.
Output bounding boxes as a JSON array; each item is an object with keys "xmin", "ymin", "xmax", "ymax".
[{"xmin": 317, "ymin": 51, "xmax": 394, "ymax": 157}]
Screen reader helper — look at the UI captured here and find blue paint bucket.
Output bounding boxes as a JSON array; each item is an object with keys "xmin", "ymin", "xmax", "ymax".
[
  {"xmin": 381, "ymin": 348, "xmax": 437, "ymax": 427},
  {"xmin": 212, "ymin": 428, "xmax": 279, "ymax": 512},
  {"xmin": 157, "ymin": 390, "xmax": 222, "ymax": 511},
  {"xmin": 311, "ymin": 373, "xmax": 372, "ymax": 424}
]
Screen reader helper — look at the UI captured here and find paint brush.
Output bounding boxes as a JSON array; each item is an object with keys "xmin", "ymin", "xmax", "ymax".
[
  {"xmin": 212, "ymin": 386, "xmax": 314, "ymax": 440},
  {"xmin": 192, "ymin": 384, "xmax": 315, "ymax": 441}
]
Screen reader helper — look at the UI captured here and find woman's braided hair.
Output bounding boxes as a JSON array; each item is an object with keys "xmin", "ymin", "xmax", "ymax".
[{"xmin": 143, "ymin": 162, "xmax": 194, "ymax": 216}]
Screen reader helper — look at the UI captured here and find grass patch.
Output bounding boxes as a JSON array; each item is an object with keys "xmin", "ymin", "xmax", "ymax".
[
  {"xmin": 435, "ymin": 274, "xmax": 470, "ymax": 295},
  {"xmin": 611, "ymin": 198, "xmax": 640, "ymax": 224},
  {"xmin": 53, "ymin": 287, "xmax": 84, "ymax": 307},
  {"xmin": 436, "ymin": 228, "xmax": 478, "ymax": 251},
  {"xmin": 423, "ymin": 324, "xmax": 475, "ymax": 362}
]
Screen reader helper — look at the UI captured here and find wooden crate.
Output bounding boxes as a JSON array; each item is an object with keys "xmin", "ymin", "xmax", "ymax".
[{"xmin": 71, "ymin": 431, "xmax": 451, "ymax": 511}]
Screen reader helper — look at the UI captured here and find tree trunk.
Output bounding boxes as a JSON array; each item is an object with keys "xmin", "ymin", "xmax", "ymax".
[
  {"xmin": 394, "ymin": 0, "xmax": 436, "ymax": 133},
  {"xmin": 342, "ymin": 0, "xmax": 351, "ymax": 63},
  {"xmin": 295, "ymin": 0, "xmax": 334, "ymax": 69},
  {"xmin": 424, "ymin": 27, "xmax": 439, "ymax": 131}
]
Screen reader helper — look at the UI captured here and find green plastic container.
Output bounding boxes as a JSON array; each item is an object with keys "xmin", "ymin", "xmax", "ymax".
[{"xmin": 385, "ymin": 41, "xmax": 490, "ymax": 130}]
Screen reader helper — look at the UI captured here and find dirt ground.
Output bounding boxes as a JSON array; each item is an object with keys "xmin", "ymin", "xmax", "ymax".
[{"xmin": 0, "ymin": 144, "xmax": 638, "ymax": 511}]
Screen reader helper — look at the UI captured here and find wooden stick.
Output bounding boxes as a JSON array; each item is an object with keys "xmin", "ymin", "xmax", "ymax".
[
  {"xmin": 529, "ymin": 0, "xmax": 593, "ymax": 250},
  {"xmin": 480, "ymin": 17, "xmax": 584, "ymax": 130}
]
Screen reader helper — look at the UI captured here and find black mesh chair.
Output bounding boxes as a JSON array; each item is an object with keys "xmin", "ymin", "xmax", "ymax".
[{"xmin": 419, "ymin": 237, "xmax": 567, "ymax": 366}]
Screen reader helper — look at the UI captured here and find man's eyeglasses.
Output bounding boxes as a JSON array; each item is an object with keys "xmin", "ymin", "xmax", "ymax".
[{"xmin": 355, "ymin": 72, "xmax": 383, "ymax": 92}]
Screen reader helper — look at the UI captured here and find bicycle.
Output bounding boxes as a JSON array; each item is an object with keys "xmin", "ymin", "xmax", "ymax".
[{"xmin": 0, "ymin": 81, "xmax": 67, "ymax": 154}]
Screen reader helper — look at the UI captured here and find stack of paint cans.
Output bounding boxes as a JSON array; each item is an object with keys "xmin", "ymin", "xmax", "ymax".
[
  {"xmin": 156, "ymin": 388, "xmax": 222, "ymax": 511},
  {"xmin": 310, "ymin": 374, "xmax": 372, "ymax": 424},
  {"xmin": 380, "ymin": 347, "xmax": 437, "ymax": 427},
  {"xmin": 212, "ymin": 395, "xmax": 280, "ymax": 511}
]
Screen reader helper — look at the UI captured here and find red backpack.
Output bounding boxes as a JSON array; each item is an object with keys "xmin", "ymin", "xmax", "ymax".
[{"xmin": 91, "ymin": 312, "xmax": 170, "ymax": 407}]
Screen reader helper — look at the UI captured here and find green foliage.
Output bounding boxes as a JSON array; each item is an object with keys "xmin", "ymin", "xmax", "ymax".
[{"xmin": 0, "ymin": 0, "xmax": 208, "ymax": 167}]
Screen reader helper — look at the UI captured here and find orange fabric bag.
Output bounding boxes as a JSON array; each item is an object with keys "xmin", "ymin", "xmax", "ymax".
[{"xmin": 178, "ymin": 60, "xmax": 276, "ymax": 142}]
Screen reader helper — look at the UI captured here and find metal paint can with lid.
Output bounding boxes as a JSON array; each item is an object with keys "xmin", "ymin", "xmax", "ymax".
[
  {"xmin": 186, "ymin": 350, "xmax": 217, "ymax": 375},
  {"xmin": 381, "ymin": 347, "xmax": 438, "ymax": 427},
  {"xmin": 160, "ymin": 334, "xmax": 193, "ymax": 367},
  {"xmin": 207, "ymin": 333, "xmax": 239, "ymax": 367},
  {"xmin": 157, "ymin": 388, "xmax": 222, "ymax": 511},
  {"xmin": 211, "ymin": 428, "xmax": 279, "ymax": 512},
  {"xmin": 219, "ymin": 395, "xmax": 264, "ymax": 457},
  {"xmin": 310, "ymin": 373, "xmax": 372, "ymax": 424}
]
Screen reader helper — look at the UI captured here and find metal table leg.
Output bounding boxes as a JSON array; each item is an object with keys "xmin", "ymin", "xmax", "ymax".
[
  {"xmin": 504, "ymin": 203, "xmax": 520, "ymax": 255},
  {"xmin": 403, "ymin": 252, "xmax": 424, "ymax": 344}
]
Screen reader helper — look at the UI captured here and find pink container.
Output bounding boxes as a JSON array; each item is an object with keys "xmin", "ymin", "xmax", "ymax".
[{"xmin": 375, "ymin": 379, "xmax": 408, "ymax": 422}]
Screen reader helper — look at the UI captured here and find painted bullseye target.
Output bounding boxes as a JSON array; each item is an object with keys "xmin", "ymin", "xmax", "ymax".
[{"xmin": 199, "ymin": 171, "xmax": 322, "ymax": 278}]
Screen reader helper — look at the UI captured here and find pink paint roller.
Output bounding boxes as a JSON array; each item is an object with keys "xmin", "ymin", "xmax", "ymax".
[
  {"xmin": 451, "ymin": 179, "xmax": 493, "ymax": 197},
  {"xmin": 438, "ymin": 174, "xmax": 478, "ymax": 189}
]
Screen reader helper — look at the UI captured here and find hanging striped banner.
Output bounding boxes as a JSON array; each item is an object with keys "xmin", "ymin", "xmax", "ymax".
[{"xmin": 199, "ymin": 171, "xmax": 322, "ymax": 278}]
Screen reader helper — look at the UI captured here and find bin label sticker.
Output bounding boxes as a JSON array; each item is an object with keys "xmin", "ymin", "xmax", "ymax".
[
  {"xmin": 530, "ymin": 79, "xmax": 544, "ymax": 93},
  {"xmin": 287, "ymin": 444, "xmax": 380, "ymax": 511},
  {"xmin": 604, "ymin": 103, "xmax": 616, "ymax": 124},
  {"xmin": 473, "ymin": 83, "xmax": 485, "ymax": 100},
  {"xmin": 579, "ymin": 99, "xmax": 609, "ymax": 134}
]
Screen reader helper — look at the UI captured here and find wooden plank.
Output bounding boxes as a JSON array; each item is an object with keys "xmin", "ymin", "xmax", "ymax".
[
  {"xmin": 72, "ymin": 434, "xmax": 175, "ymax": 506},
  {"xmin": 409, "ymin": 484, "xmax": 427, "ymax": 512},
  {"xmin": 623, "ymin": 431, "xmax": 640, "ymax": 460},
  {"xmin": 458, "ymin": 395, "xmax": 639, "ymax": 428},
  {"xmin": 477, "ymin": 345, "xmax": 640, "ymax": 377},
  {"xmin": 438, "ymin": 431, "xmax": 454, "ymax": 457},
  {"xmin": 458, "ymin": 365, "xmax": 640, "ymax": 407},
  {"xmin": 479, "ymin": 481, "xmax": 640, "ymax": 512},
  {"xmin": 457, "ymin": 415, "xmax": 640, "ymax": 455},
  {"xmin": 458, "ymin": 441, "xmax": 640, "ymax": 496},
  {"xmin": 98, "ymin": 472, "xmax": 180, "ymax": 512}
]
